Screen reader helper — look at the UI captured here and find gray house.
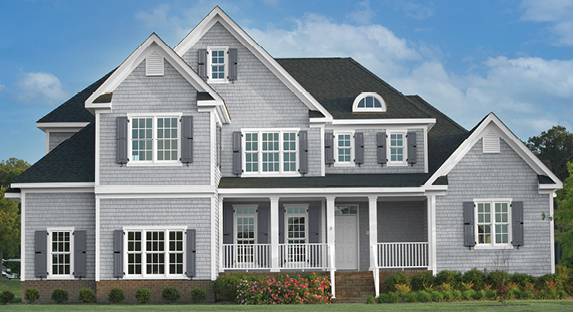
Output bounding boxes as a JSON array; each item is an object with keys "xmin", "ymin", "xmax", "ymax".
[{"xmin": 6, "ymin": 7, "xmax": 562, "ymax": 302}]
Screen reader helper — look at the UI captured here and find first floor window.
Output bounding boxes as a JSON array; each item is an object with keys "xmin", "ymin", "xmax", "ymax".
[
  {"xmin": 285, "ymin": 206, "xmax": 308, "ymax": 262},
  {"xmin": 49, "ymin": 230, "xmax": 72, "ymax": 276},
  {"xmin": 243, "ymin": 130, "xmax": 298, "ymax": 175},
  {"xmin": 125, "ymin": 228, "xmax": 185, "ymax": 277},
  {"xmin": 476, "ymin": 200, "xmax": 511, "ymax": 247},
  {"xmin": 234, "ymin": 206, "xmax": 257, "ymax": 263},
  {"xmin": 130, "ymin": 115, "xmax": 180, "ymax": 163}
]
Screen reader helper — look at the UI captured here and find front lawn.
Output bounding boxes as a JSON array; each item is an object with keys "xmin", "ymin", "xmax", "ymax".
[
  {"xmin": 0, "ymin": 278, "xmax": 21, "ymax": 303},
  {"xmin": 1, "ymin": 300, "xmax": 573, "ymax": 311}
]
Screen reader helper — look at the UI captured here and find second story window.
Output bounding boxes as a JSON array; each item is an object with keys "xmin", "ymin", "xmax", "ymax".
[
  {"xmin": 129, "ymin": 115, "xmax": 180, "ymax": 165},
  {"xmin": 334, "ymin": 132, "xmax": 354, "ymax": 166},
  {"xmin": 208, "ymin": 47, "xmax": 228, "ymax": 82},
  {"xmin": 387, "ymin": 131, "xmax": 406, "ymax": 165},
  {"xmin": 242, "ymin": 129, "xmax": 299, "ymax": 176}
]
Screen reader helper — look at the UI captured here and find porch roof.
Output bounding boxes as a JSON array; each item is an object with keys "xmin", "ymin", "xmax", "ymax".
[{"xmin": 219, "ymin": 173, "xmax": 434, "ymax": 188}]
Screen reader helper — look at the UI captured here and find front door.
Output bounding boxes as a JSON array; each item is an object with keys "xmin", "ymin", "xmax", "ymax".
[{"xmin": 335, "ymin": 206, "xmax": 359, "ymax": 270}]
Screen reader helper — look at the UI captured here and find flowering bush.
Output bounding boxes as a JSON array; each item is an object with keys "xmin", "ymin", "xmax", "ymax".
[{"xmin": 236, "ymin": 273, "xmax": 331, "ymax": 304}]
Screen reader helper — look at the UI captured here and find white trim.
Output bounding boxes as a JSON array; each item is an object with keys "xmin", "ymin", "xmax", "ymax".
[
  {"xmin": 387, "ymin": 130, "xmax": 407, "ymax": 166},
  {"xmin": 95, "ymin": 185, "xmax": 216, "ymax": 196},
  {"xmin": 211, "ymin": 196, "xmax": 217, "ymax": 280},
  {"xmin": 550, "ymin": 194, "xmax": 555, "ymax": 274},
  {"xmin": 174, "ymin": 7, "xmax": 332, "ymax": 120},
  {"xmin": 36, "ymin": 122, "xmax": 90, "ymax": 132},
  {"xmin": 20, "ymin": 193, "xmax": 25, "ymax": 281},
  {"xmin": 270, "ymin": 196, "xmax": 280, "ymax": 272},
  {"xmin": 368, "ymin": 196, "xmax": 377, "ymax": 271},
  {"xmin": 95, "ymin": 196, "xmax": 100, "ymax": 281},
  {"xmin": 207, "ymin": 46, "xmax": 229, "ymax": 83},
  {"xmin": 425, "ymin": 113, "xmax": 563, "ymax": 190},
  {"xmin": 428, "ymin": 195, "xmax": 437, "ymax": 274},
  {"xmin": 11, "ymin": 182, "xmax": 94, "ymax": 190},
  {"xmin": 327, "ymin": 118, "xmax": 436, "ymax": 126},
  {"xmin": 4, "ymin": 191, "xmax": 21, "ymax": 202},
  {"xmin": 424, "ymin": 126, "xmax": 429, "ymax": 173},
  {"xmin": 219, "ymin": 187, "xmax": 428, "ymax": 197},
  {"xmin": 45, "ymin": 131, "xmax": 50, "ymax": 154},
  {"xmin": 320, "ymin": 126, "xmax": 325, "ymax": 176},
  {"xmin": 473, "ymin": 198, "xmax": 513, "ymax": 250},
  {"xmin": 95, "ymin": 112, "xmax": 100, "ymax": 186},
  {"xmin": 46, "ymin": 227, "xmax": 75, "ymax": 280},
  {"xmin": 333, "ymin": 131, "xmax": 354, "ymax": 167},
  {"xmin": 352, "ymin": 92, "xmax": 386, "ymax": 113}
]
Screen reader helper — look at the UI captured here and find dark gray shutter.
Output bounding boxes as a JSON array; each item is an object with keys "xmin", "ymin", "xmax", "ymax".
[
  {"xmin": 463, "ymin": 202, "xmax": 476, "ymax": 247},
  {"xmin": 512, "ymin": 201, "xmax": 524, "ymax": 247},
  {"xmin": 232, "ymin": 131, "xmax": 242, "ymax": 175},
  {"xmin": 113, "ymin": 230, "xmax": 123, "ymax": 278},
  {"xmin": 228, "ymin": 48, "xmax": 237, "ymax": 81},
  {"xmin": 197, "ymin": 49, "xmax": 207, "ymax": 79},
  {"xmin": 325, "ymin": 132, "xmax": 334, "ymax": 165},
  {"xmin": 354, "ymin": 132, "xmax": 364, "ymax": 165},
  {"xmin": 186, "ymin": 229, "xmax": 196, "ymax": 278},
  {"xmin": 407, "ymin": 130, "xmax": 417, "ymax": 165},
  {"xmin": 257, "ymin": 206, "xmax": 269, "ymax": 244},
  {"xmin": 223, "ymin": 206, "xmax": 234, "ymax": 244},
  {"xmin": 377, "ymin": 131, "xmax": 387, "ymax": 165},
  {"xmin": 299, "ymin": 131, "xmax": 308, "ymax": 174},
  {"xmin": 74, "ymin": 230, "xmax": 87, "ymax": 278},
  {"xmin": 308, "ymin": 205, "xmax": 320, "ymax": 244},
  {"xmin": 117, "ymin": 117, "xmax": 128, "ymax": 164},
  {"xmin": 35, "ymin": 231, "xmax": 47, "ymax": 278},
  {"xmin": 181, "ymin": 116, "xmax": 193, "ymax": 164}
]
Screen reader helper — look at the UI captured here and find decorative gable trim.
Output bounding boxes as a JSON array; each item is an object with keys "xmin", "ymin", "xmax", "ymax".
[
  {"xmin": 482, "ymin": 130, "xmax": 500, "ymax": 153},
  {"xmin": 145, "ymin": 51, "xmax": 164, "ymax": 76},
  {"xmin": 174, "ymin": 6, "xmax": 331, "ymax": 120},
  {"xmin": 424, "ymin": 113, "xmax": 562, "ymax": 190}
]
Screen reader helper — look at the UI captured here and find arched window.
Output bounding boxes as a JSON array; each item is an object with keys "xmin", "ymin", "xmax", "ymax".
[{"xmin": 352, "ymin": 92, "xmax": 386, "ymax": 113}]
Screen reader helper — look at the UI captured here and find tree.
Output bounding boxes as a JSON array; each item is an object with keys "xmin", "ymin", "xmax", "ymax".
[
  {"xmin": 556, "ymin": 162, "xmax": 573, "ymax": 267},
  {"xmin": 526, "ymin": 126, "xmax": 573, "ymax": 182},
  {"xmin": 0, "ymin": 158, "xmax": 30, "ymax": 187},
  {"xmin": 0, "ymin": 186, "xmax": 20, "ymax": 262}
]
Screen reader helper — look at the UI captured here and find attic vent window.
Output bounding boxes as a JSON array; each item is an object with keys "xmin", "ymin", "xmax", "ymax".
[
  {"xmin": 146, "ymin": 52, "xmax": 164, "ymax": 76},
  {"xmin": 483, "ymin": 130, "xmax": 500, "ymax": 153},
  {"xmin": 352, "ymin": 92, "xmax": 386, "ymax": 113}
]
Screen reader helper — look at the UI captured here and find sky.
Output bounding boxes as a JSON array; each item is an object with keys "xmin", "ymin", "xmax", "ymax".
[{"xmin": 1, "ymin": 0, "xmax": 573, "ymax": 164}]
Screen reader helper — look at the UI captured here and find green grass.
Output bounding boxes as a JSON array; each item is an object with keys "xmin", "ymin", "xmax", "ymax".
[
  {"xmin": 0, "ymin": 278, "xmax": 21, "ymax": 303},
  {"xmin": 1, "ymin": 301, "xmax": 573, "ymax": 311}
]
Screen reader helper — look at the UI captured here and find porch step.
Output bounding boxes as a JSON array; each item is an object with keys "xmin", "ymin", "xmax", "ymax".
[{"xmin": 334, "ymin": 271, "xmax": 376, "ymax": 303}]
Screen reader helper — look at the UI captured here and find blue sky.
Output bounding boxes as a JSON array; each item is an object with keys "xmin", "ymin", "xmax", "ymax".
[{"xmin": 1, "ymin": 0, "xmax": 573, "ymax": 164}]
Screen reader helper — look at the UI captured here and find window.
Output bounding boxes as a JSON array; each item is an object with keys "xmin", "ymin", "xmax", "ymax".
[
  {"xmin": 352, "ymin": 92, "xmax": 386, "ymax": 113},
  {"xmin": 387, "ymin": 131, "xmax": 407, "ymax": 166},
  {"xmin": 208, "ymin": 47, "xmax": 228, "ymax": 82},
  {"xmin": 48, "ymin": 228, "xmax": 74, "ymax": 278},
  {"xmin": 335, "ymin": 132, "xmax": 354, "ymax": 166},
  {"xmin": 234, "ymin": 206, "xmax": 257, "ymax": 264},
  {"xmin": 243, "ymin": 130, "xmax": 299, "ymax": 175},
  {"xmin": 129, "ymin": 115, "xmax": 180, "ymax": 165},
  {"xmin": 285, "ymin": 205, "xmax": 308, "ymax": 262},
  {"xmin": 124, "ymin": 227, "xmax": 186, "ymax": 278},
  {"xmin": 335, "ymin": 205, "xmax": 358, "ymax": 215},
  {"xmin": 475, "ymin": 199, "xmax": 512, "ymax": 248}
]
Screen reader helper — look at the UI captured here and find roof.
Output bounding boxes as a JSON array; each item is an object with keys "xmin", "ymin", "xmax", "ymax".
[
  {"xmin": 37, "ymin": 70, "xmax": 114, "ymax": 123},
  {"xmin": 11, "ymin": 123, "xmax": 95, "ymax": 184},
  {"xmin": 276, "ymin": 58, "xmax": 432, "ymax": 120}
]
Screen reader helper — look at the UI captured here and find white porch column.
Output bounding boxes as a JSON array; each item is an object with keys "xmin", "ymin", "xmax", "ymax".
[
  {"xmin": 326, "ymin": 196, "xmax": 336, "ymax": 298},
  {"xmin": 427, "ymin": 195, "xmax": 437, "ymax": 274},
  {"xmin": 270, "ymin": 196, "xmax": 280, "ymax": 272},
  {"xmin": 368, "ymin": 195, "xmax": 378, "ymax": 270}
]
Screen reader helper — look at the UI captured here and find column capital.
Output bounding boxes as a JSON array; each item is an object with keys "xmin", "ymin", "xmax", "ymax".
[
  {"xmin": 269, "ymin": 196, "xmax": 280, "ymax": 202},
  {"xmin": 368, "ymin": 195, "xmax": 378, "ymax": 201},
  {"xmin": 325, "ymin": 195, "xmax": 336, "ymax": 203}
]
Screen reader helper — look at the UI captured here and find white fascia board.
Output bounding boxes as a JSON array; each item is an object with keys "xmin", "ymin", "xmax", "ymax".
[
  {"xmin": 310, "ymin": 118, "xmax": 332, "ymax": 126},
  {"xmin": 424, "ymin": 113, "xmax": 563, "ymax": 189},
  {"xmin": 4, "ymin": 191, "xmax": 21, "ymax": 202},
  {"xmin": 328, "ymin": 118, "xmax": 436, "ymax": 128},
  {"xmin": 198, "ymin": 99, "xmax": 230, "ymax": 124},
  {"xmin": 218, "ymin": 187, "xmax": 427, "ymax": 197},
  {"xmin": 95, "ymin": 184, "xmax": 216, "ymax": 196},
  {"xmin": 539, "ymin": 184, "xmax": 562, "ymax": 191},
  {"xmin": 173, "ymin": 7, "xmax": 332, "ymax": 120},
  {"xmin": 36, "ymin": 122, "xmax": 90, "ymax": 133},
  {"xmin": 11, "ymin": 182, "xmax": 95, "ymax": 190}
]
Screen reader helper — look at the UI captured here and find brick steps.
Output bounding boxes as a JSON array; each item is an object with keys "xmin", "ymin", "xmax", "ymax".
[{"xmin": 334, "ymin": 271, "xmax": 376, "ymax": 303}]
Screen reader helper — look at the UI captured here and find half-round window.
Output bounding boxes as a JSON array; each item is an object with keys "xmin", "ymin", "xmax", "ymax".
[{"xmin": 352, "ymin": 92, "xmax": 386, "ymax": 113}]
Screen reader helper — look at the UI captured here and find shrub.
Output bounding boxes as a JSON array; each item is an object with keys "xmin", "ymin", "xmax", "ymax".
[
  {"xmin": 108, "ymin": 288, "xmax": 124, "ymax": 304},
  {"xmin": 395, "ymin": 283, "xmax": 411, "ymax": 297},
  {"xmin": 51, "ymin": 289, "xmax": 69, "ymax": 304},
  {"xmin": 441, "ymin": 290, "xmax": 454, "ymax": 301},
  {"xmin": 416, "ymin": 290, "xmax": 432, "ymax": 302},
  {"xmin": 404, "ymin": 291, "xmax": 418, "ymax": 302},
  {"xmin": 461, "ymin": 289, "xmax": 476, "ymax": 300},
  {"xmin": 382, "ymin": 271, "xmax": 411, "ymax": 293},
  {"xmin": 536, "ymin": 274, "xmax": 563, "ymax": 291},
  {"xmin": 434, "ymin": 270, "xmax": 462, "ymax": 289},
  {"xmin": 24, "ymin": 287, "xmax": 40, "ymax": 303},
  {"xmin": 520, "ymin": 290, "xmax": 533, "ymax": 300},
  {"xmin": 190, "ymin": 287, "xmax": 207, "ymax": 303},
  {"xmin": 366, "ymin": 295, "xmax": 377, "ymax": 304},
  {"xmin": 452, "ymin": 289, "xmax": 462, "ymax": 301},
  {"xmin": 78, "ymin": 288, "xmax": 95, "ymax": 304},
  {"xmin": 411, "ymin": 272, "xmax": 434, "ymax": 291},
  {"xmin": 556, "ymin": 264, "xmax": 573, "ymax": 295},
  {"xmin": 135, "ymin": 288, "xmax": 151, "ymax": 304},
  {"xmin": 460, "ymin": 281, "xmax": 474, "ymax": 291},
  {"xmin": 536, "ymin": 290, "xmax": 548, "ymax": 299},
  {"xmin": 162, "ymin": 287, "xmax": 180, "ymax": 303},
  {"xmin": 436, "ymin": 283, "xmax": 453, "ymax": 292},
  {"xmin": 557, "ymin": 289, "xmax": 567, "ymax": 299},
  {"xmin": 0, "ymin": 291, "xmax": 15, "ymax": 305},
  {"xmin": 430, "ymin": 290, "xmax": 443, "ymax": 302},
  {"xmin": 511, "ymin": 273, "xmax": 536, "ymax": 290},
  {"xmin": 379, "ymin": 292, "xmax": 400, "ymax": 303},
  {"xmin": 213, "ymin": 273, "xmax": 245, "ymax": 301},
  {"xmin": 236, "ymin": 274, "xmax": 331, "ymax": 304},
  {"xmin": 463, "ymin": 268, "xmax": 485, "ymax": 290},
  {"xmin": 485, "ymin": 270, "xmax": 511, "ymax": 290}
]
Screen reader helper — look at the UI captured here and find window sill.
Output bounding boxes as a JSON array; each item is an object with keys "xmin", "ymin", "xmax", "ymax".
[
  {"xmin": 126, "ymin": 162, "xmax": 183, "ymax": 167},
  {"xmin": 473, "ymin": 244, "xmax": 514, "ymax": 250},
  {"xmin": 207, "ymin": 79, "xmax": 229, "ymax": 84},
  {"xmin": 333, "ymin": 162, "xmax": 355, "ymax": 167},
  {"xmin": 387, "ymin": 162, "xmax": 408, "ymax": 167}
]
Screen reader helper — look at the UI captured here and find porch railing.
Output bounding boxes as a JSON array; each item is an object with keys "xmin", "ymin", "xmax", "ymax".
[
  {"xmin": 222, "ymin": 244, "xmax": 271, "ymax": 270},
  {"xmin": 377, "ymin": 242, "xmax": 429, "ymax": 269},
  {"xmin": 279, "ymin": 243, "xmax": 329, "ymax": 269}
]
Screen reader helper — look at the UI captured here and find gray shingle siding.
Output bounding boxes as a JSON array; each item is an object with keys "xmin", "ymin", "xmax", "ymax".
[
  {"xmin": 24, "ymin": 193, "xmax": 95, "ymax": 280},
  {"xmin": 182, "ymin": 22, "xmax": 320, "ymax": 177},
  {"xmin": 98, "ymin": 59, "xmax": 212, "ymax": 185},
  {"xmin": 48, "ymin": 132, "xmax": 75, "ymax": 152},
  {"xmin": 377, "ymin": 201, "xmax": 427, "ymax": 243},
  {"xmin": 99, "ymin": 198, "xmax": 212, "ymax": 280},
  {"xmin": 435, "ymin": 138, "xmax": 551, "ymax": 276}
]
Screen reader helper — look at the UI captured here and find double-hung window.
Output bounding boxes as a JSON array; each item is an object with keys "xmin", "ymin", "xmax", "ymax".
[
  {"xmin": 124, "ymin": 227, "xmax": 186, "ymax": 278},
  {"xmin": 387, "ymin": 131, "xmax": 407, "ymax": 166},
  {"xmin": 334, "ymin": 132, "xmax": 354, "ymax": 166},
  {"xmin": 129, "ymin": 115, "xmax": 180, "ymax": 165},
  {"xmin": 475, "ymin": 199, "xmax": 512, "ymax": 248},
  {"xmin": 208, "ymin": 47, "xmax": 228, "ymax": 82},
  {"xmin": 285, "ymin": 205, "xmax": 308, "ymax": 263},
  {"xmin": 48, "ymin": 228, "xmax": 74, "ymax": 278},
  {"xmin": 243, "ymin": 129, "xmax": 299, "ymax": 176},
  {"xmin": 234, "ymin": 206, "xmax": 257, "ymax": 264}
]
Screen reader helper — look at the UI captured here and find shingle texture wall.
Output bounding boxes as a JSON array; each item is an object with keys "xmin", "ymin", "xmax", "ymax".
[
  {"xmin": 24, "ymin": 192, "xmax": 95, "ymax": 280},
  {"xmin": 98, "ymin": 59, "xmax": 212, "ymax": 185},
  {"xmin": 377, "ymin": 201, "xmax": 427, "ymax": 242},
  {"xmin": 435, "ymin": 138, "xmax": 551, "ymax": 276},
  {"xmin": 48, "ymin": 132, "xmax": 75, "ymax": 152},
  {"xmin": 182, "ymin": 22, "xmax": 320, "ymax": 177},
  {"xmin": 99, "ymin": 198, "xmax": 212, "ymax": 280}
]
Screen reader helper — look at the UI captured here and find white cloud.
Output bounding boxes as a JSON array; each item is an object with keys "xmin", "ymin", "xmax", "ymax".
[
  {"xmin": 16, "ymin": 72, "xmax": 68, "ymax": 105},
  {"xmin": 520, "ymin": 0, "xmax": 573, "ymax": 45},
  {"xmin": 392, "ymin": 0, "xmax": 435, "ymax": 20},
  {"xmin": 346, "ymin": 1, "xmax": 376, "ymax": 25}
]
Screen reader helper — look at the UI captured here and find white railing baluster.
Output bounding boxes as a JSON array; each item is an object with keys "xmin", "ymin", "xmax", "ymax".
[{"xmin": 376, "ymin": 242, "xmax": 429, "ymax": 269}]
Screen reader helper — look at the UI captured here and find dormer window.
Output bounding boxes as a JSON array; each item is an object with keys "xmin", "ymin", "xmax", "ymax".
[{"xmin": 352, "ymin": 92, "xmax": 386, "ymax": 113}]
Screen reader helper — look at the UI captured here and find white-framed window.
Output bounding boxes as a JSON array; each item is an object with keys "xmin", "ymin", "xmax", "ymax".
[
  {"xmin": 334, "ymin": 131, "xmax": 354, "ymax": 166},
  {"xmin": 47, "ymin": 227, "xmax": 74, "ymax": 279},
  {"xmin": 352, "ymin": 92, "xmax": 386, "ymax": 113},
  {"xmin": 284, "ymin": 205, "xmax": 308, "ymax": 262},
  {"xmin": 208, "ymin": 47, "xmax": 228, "ymax": 82},
  {"xmin": 475, "ymin": 199, "xmax": 512, "ymax": 249},
  {"xmin": 128, "ymin": 114, "xmax": 181, "ymax": 165},
  {"xmin": 124, "ymin": 227, "xmax": 186, "ymax": 279},
  {"xmin": 234, "ymin": 205, "xmax": 257, "ymax": 264},
  {"xmin": 242, "ymin": 129, "xmax": 299, "ymax": 176},
  {"xmin": 387, "ymin": 131, "xmax": 407, "ymax": 166},
  {"xmin": 335, "ymin": 205, "xmax": 358, "ymax": 215}
]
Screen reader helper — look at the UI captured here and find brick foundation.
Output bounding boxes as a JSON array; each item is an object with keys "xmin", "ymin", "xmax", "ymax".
[
  {"xmin": 22, "ymin": 280, "xmax": 96, "ymax": 304},
  {"xmin": 96, "ymin": 280, "xmax": 214, "ymax": 304}
]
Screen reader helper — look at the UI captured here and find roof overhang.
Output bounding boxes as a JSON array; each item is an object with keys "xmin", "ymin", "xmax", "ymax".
[
  {"xmin": 317, "ymin": 118, "xmax": 436, "ymax": 131},
  {"xmin": 36, "ymin": 122, "xmax": 90, "ymax": 133}
]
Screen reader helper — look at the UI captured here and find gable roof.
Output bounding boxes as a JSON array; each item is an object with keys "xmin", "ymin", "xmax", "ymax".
[
  {"xmin": 11, "ymin": 123, "xmax": 95, "ymax": 184},
  {"xmin": 174, "ymin": 6, "xmax": 332, "ymax": 120}
]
